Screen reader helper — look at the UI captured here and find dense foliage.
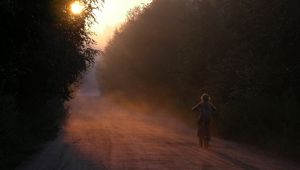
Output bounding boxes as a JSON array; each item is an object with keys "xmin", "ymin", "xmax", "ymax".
[
  {"xmin": 0, "ymin": 0, "xmax": 100, "ymax": 168},
  {"xmin": 99, "ymin": 0, "xmax": 300, "ymax": 158}
]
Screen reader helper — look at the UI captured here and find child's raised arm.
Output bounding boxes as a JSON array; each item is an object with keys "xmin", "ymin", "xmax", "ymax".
[{"xmin": 192, "ymin": 102, "xmax": 201, "ymax": 111}]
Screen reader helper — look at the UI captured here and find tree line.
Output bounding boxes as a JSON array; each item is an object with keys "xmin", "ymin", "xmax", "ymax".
[
  {"xmin": 0, "ymin": 0, "xmax": 100, "ymax": 168},
  {"xmin": 99, "ymin": 0, "xmax": 300, "ymax": 159}
]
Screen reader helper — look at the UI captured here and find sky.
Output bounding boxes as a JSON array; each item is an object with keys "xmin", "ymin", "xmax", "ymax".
[{"xmin": 91, "ymin": 0, "xmax": 152, "ymax": 49}]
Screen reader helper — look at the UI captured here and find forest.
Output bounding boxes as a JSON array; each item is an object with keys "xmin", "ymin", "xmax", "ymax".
[
  {"xmin": 99, "ymin": 0, "xmax": 300, "ymax": 159},
  {"xmin": 0, "ymin": 0, "xmax": 99, "ymax": 168}
]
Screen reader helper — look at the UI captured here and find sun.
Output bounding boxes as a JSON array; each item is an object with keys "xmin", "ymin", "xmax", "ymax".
[{"xmin": 70, "ymin": 1, "xmax": 84, "ymax": 15}]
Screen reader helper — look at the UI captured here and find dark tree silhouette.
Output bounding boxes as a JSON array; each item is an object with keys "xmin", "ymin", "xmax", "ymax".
[
  {"xmin": 0, "ymin": 0, "xmax": 101, "ymax": 168},
  {"xmin": 99, "ymin": 0, "xmax": 300, "ymax": 159}
]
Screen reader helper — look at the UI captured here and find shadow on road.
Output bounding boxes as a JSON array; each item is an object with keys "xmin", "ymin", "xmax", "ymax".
[{"xmin": 17, "ymin": 133, "xmax": 105, "ymax": 170}]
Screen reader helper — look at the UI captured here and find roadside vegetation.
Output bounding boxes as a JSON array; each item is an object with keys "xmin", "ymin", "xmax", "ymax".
[
  {"xmin": 0, "ymin": 0, "xmax": 100, "ymax": 168},
  {"xmin": 99, "ymin": 0, "xmax": 300, "ymax": 159}
]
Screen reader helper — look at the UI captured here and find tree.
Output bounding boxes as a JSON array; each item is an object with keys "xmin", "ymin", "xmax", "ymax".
[
  {"xmin": 0, "ymin": 0, "xmax": 102, "ymax": 168},
  {"xmin": 99, "ymin": 0, "xmax": 300, "ymax": 159}
]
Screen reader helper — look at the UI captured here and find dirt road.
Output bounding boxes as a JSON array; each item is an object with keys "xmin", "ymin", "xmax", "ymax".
[{"xmin": 18, "ymin": 96, "xmax": 299, "ymax": 170}]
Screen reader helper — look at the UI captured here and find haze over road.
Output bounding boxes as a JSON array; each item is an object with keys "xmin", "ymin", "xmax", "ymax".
[
  {"xmin": 18, "ymin": 64, "xmax": 299, "ymax": 170},
  {"xmin": 18, "ymin": 97, "xmax": 299, "ymax": 170}
]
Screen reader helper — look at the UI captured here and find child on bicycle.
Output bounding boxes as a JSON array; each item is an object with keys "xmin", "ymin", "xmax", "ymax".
[{"xmin": 192, "ymin": 93, "xmax": 216, "ymax": 147}]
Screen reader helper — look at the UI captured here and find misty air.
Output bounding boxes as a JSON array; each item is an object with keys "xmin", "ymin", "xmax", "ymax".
[{"xmin": 1, "ymin": 0, "xmax": 300, "ymax": 170}]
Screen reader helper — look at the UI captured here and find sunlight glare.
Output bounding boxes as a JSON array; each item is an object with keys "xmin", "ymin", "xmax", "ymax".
[
  {"xmin": 71, "ymin": 1, "xmax": 84, "ymax": 15},
  {"xmin": 91, "ymin": 0, "xmax": 152, "ymax": 49}
]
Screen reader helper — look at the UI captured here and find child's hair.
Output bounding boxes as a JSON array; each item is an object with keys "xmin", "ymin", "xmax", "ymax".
[{"xmin": 201, "ymin": 93, "xmax": 210, "ymax": 102}]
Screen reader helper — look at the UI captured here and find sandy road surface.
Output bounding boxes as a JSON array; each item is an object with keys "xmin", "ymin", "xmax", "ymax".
[{"xmin": 18, "ymin": 96, "xmax": 299, "ymax": 170}]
